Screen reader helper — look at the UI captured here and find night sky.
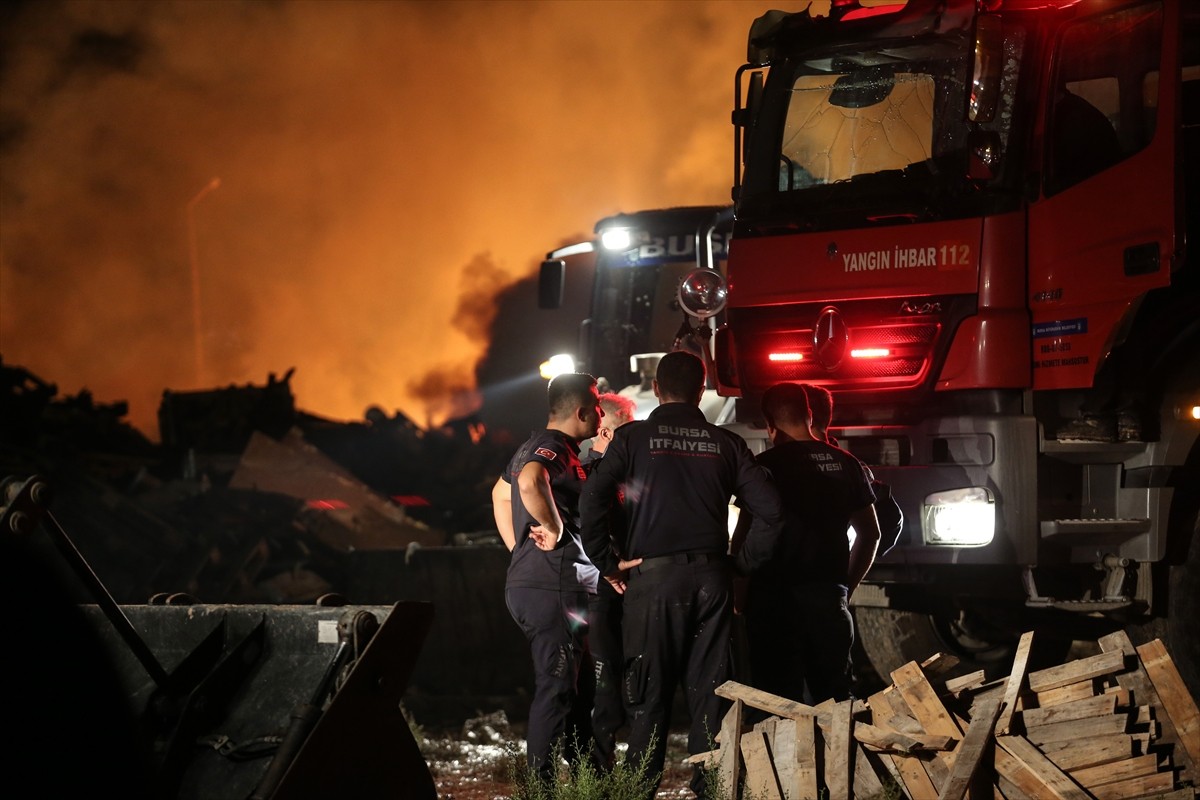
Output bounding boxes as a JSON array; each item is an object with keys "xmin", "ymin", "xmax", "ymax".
[{"xmin": 0, "ymin": 0, "xmax": 775, "ymax": 439}]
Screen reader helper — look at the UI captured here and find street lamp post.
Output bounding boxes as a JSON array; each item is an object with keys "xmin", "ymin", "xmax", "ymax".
[{"xmin": 186, "ymin": 177, "xmax": 221, "ymax": 387}]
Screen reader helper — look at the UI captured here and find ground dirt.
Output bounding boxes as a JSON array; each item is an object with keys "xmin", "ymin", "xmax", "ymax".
[{"xmin": 419, "ymin": 715, "xmax": 694, "ymax": 800}]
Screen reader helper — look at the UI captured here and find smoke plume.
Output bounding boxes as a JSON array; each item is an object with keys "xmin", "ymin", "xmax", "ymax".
[{"xmin": 0, "ymin": 0, "xmax": 763, "ymax": 438}]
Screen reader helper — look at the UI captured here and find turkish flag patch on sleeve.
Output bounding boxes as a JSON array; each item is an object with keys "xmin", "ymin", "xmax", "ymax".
[{"xmin": 535, "ymin": 447, "xmax": 557, "ymax": 460}]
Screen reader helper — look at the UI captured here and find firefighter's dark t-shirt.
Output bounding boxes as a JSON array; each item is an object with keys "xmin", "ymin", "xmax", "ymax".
[
  {"xmin": 753, "ymin": 439, "xmax": 875, "ymax": 587},
  {"xmin": 580, "ymin": 402, "xmax": 782, "ymax": 576},
  {"xmin": 502, "ymin": 428, "xmax": 599, "ymax": 593}
]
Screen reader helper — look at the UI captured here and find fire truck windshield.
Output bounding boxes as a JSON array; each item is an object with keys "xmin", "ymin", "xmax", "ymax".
[{"xmin": 753, "ymin": 28, "xmax": 1025, "ymax": 222}]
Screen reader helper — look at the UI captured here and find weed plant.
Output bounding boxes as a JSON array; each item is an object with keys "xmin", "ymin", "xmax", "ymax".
[{"xmin": 506, "ymin": 733, "xmax": 660, "ymax": 800}]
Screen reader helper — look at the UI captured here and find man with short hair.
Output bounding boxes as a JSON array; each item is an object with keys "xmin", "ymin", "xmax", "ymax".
[
  {"xmin": 491, "ymin": 372, "xmax": 604, "ymax": 783},
  {"xmin": 802, "ymin": 383, "xmax": 903, "ymax": 556},
  {"xmin": 734, "ymin": 382, "xmax": 881, "ymax": 705},
  {"xmin": 580, "ymin": 351, "xmax": 783, "ymax": 799},
  {"xmin": 582, "ymin": 392, "xmax": 638, "ymax": 771}
]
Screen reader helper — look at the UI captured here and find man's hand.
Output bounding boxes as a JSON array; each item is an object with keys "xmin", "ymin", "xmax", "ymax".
[
  {"xmin": 603, "ymin": 557, "xmax": 643, "ymax": 594},
  {"xmin": 528, "ymin": 524, "xmax": 561, "ymax": 551}
]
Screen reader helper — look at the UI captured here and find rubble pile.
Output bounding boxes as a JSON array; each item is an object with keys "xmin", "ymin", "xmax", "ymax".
[
  {"xmin": 697, "ymin": 630, "xmax": 1199, "ymax": 799},
  {"xmin": 0, "ymin": 357, "xmax": 510, "ymax": 604}
]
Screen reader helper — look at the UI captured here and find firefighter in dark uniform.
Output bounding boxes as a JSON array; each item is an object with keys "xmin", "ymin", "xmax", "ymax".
[
  {"xmin": 491, "ymin": 372, "xmax": 604, "ymax": 784},
  {"xmin": 579, "ymin": 351, "xmax": 783, "ymax": 799},
  {"xmin": 732, "ymin": 381, "xmax": 882, "ymax": 705},
  {"xmin": 581, "ymin": 392, "xmax": 638, "ymax": 772}
]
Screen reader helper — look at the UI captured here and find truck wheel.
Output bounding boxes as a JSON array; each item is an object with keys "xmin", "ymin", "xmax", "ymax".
[
  {"xmin": 854, "ymin": 606, "xmax": 1017, "ymax": 684},
  {"xmin": 1166, "ymin": 512, "xmax": 1200, "ymax": 699}
]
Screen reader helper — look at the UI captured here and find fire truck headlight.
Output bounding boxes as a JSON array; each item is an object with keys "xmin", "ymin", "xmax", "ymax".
[
  {"xmin": 679, "ymin": 268, "xmax": 728, "ymax": 320},
  {"xmin": 600, "ymin": 228, "xmax": 632, "ymax": 251},
  {"xmin": 539, "ymin": 353, "xmax": 576, "ymax": 380},
  {"xmin": 921, "ymin": 487, "xmax": 995, "ymax": 547}
]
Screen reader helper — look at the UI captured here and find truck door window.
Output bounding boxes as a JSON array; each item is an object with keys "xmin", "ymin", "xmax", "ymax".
[{"xmin": 1046, "ymin": 3, "xmax": 1163, "ymax": 195}]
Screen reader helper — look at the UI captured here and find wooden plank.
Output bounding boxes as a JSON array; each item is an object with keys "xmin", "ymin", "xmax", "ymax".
[
  {"xmin": 1068, "ymin": 753, "xmax": 1161, "ymax": 789},
  {"xmin": 1100, "ymin": 630, "xmax": 1196, "ymax": 781},
  {"xmin": 995, "ymin": 768, "xmax": 1036, "ymax": 800},
  {"xmin": 1102, "ymin": 683, "xmax": 1131, "ymax": 706},
  {"xmin": 1038, "ymin": 734, "xmax": 1133, "ymax": 771},
  {"xmin": 1019, "ymin": 692, "xmax": 1117, "ymax": 728},
  {"xmin": 1027, "ymin": 650, "xmax": 1126, "ymax": 693},
  {"xmin": 717, "ymin": 698, "xmax": 743, "ymax": 795},
  {"xmin": 968, "ymin": 676, "xmax": 1009, "ymax": 705},
  {"xmin": 741, "ymin": 728, "xmax": 783, "ymax": 800},
  {"xmin": 753, "ymin": 716, "xmax": 778, "ymax": 752},
  {"xmin": 944, "ymin": 669, "xmax": 986, "ymax": 695},
  {"xmin": 714, "ymin": 680, "xmax": 818, "ymax": 720},
  {"xmin": 857, "ymin": 722, "xmax": 954, "ymax": 753},
  {"xmin": 993, "ymin": 746, "xmax": 1050, "ymax": 800},
  {"xmin": 827, "ymin": 700, "xmax": 853, "ymax": 800},
  {"xmin": 995, "ymin": 736, "xmax": 1092, "ymax": 800},
  {"xmin": 996, "ymin": 631, "xmax": 1034, "ymax": 735},
  {"xmin": 937, "ymin": 698, "xmax": 1003, "ymax": 800},
  {"xmin": 869, "ymin": 688, "xmax": 937, "ymax": 800},
  {"xmin": 922, "ymin": 652, "xmax": 962, "ymax": 677},
  {"xmin": 771, "ymin": 716, "xmax": 795, "ymax": 798},
  {"xmin": 1137, "ymin": 638, "xmax": 1200, "ymax": 767},
  {"xmin": 1036, "ymin": 679, "xmax": 1098, "ymax": 708},
  {"xmin": 795, "ymin": 714, "xmax": 819, "ymax": 800},
  {"xmin": 852, "ymin": 742, "xmax": 886, "ymax": 799},
  {"xmin": 1023, "ymin": 712, "xmax": 1129, "ymax": 745},
  {"xmin": 892, "ymin": 660, "xmax": 963, "ymax": 776},
  {"xmin": 1088, "ymin": 770, "xmax": 1175, "ymax": 800}
]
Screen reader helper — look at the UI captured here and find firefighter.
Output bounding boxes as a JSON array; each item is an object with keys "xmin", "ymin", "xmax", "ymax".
[
  {"xmin": 579, "ymin": 351, "xmax": 783, "ymax": 799},
  {"xmin": 490, "ymin": 372, "xmax": 604, "ymax": 784},
  {"xmin": 581, "ymin": 391, "xmax": 637, "ymax": 772},
  {"xmin": 803, "ymin": 383, "xmax": 904, "ymax": 556},
  {"xmin": 732, "ymin": 381, "xmax": 882, "ymax": 706}
]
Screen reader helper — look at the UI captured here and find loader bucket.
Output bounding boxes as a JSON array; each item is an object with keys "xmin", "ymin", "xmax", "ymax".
[
  {"xmin": 83, "ymin": 602, "xmax": 437, "ymax": 800},
  {"xmin": 3, "ymin": 473, "xmax": 438, "ymax": 799}
]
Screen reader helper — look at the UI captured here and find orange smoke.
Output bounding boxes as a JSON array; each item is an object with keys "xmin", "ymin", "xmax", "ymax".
[{"xmin": 0, "ymin": 0, "xmax": 763, "ymax": 439}]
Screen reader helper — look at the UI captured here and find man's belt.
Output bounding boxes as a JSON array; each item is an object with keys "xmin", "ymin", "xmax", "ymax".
[{"xmin": 631, "ymin": 552, "xmax": 727, "ymax": 576}]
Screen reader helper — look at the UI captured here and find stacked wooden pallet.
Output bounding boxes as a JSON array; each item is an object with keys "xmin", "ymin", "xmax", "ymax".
[{"xmin": 692, "ymin": 630, "xmax": 1198, "ymax": 799}]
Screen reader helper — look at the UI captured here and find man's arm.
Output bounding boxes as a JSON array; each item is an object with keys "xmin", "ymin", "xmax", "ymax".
[
  {"xmin": 579, "ymin": 439, "xmax": 626, "ymax": 578},
  {"xmin": 846, "ymin": 504, "xmax": 882, "ymax": 595},
  {"xmin": 731, "ymin": 450, "xmax": 784, "ymax": 574},
  {"xmin": 491, "ymin": 477, "xmax": 516, "ymax": 552},
  {"xmin": 517, "ymin": 460, "xmax": 563, "ymax": 551}
]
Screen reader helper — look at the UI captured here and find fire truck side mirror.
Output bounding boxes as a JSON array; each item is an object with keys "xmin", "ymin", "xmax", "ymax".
[{"xmin": 538, "ymin": 259, "xmax": 565, "ymax": 310}]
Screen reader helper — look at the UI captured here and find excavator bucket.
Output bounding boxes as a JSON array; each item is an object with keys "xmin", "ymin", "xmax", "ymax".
[{"xmin": 2, "ymin": 475, "xmax": 438, "ymax": 799}]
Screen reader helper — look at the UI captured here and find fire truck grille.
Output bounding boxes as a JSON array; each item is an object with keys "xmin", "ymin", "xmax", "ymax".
[{"xmin": 741, "ymin": 321, "xmax": 939, "ymax": 391}]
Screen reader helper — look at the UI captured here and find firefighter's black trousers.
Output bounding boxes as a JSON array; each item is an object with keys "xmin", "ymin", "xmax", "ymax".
[
  {"xmin": 505, "ymin": 587, "xmax": 594, "ymax": 781},
  {"xmin": 622, "ymin": 554, "xmax": 732, "ymax": 799},
  {"xmin": 587, "ymin": 584, "xmax": 624, "ymax": 771},
  {"xmin": 746, "ymin": 581, "xmax": 854, "ymax": 705}
]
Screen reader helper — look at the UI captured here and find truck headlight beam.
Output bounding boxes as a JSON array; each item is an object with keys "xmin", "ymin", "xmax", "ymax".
[{"xmin": 922, "ymin": 487, "xmax": 995, "ymax": 547}]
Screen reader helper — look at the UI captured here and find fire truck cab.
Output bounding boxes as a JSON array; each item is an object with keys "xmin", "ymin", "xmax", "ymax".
[{"xmin": 691, "ymin": 0, "xmax": 1199, "ymax": 692}]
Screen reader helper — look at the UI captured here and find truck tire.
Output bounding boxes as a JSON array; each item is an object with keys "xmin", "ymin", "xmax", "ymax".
[
  {"xmin": 854, "ymin": 606, "xmax": 1017, "ymax": 685},
  {"xmin": 1166, "ymin": 512, "xmax": 1200, "ymax": 699}
]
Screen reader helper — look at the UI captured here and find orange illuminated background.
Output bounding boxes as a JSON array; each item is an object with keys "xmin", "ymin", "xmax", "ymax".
[{"xmin": 1, "ymin": 1, "xmax": 823, "ymax": 439}]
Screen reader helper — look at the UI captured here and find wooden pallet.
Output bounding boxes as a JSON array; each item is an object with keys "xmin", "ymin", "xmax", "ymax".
[{"xmin": 691, "ymin": 634, "xmax": 1198, "ymax": 799}]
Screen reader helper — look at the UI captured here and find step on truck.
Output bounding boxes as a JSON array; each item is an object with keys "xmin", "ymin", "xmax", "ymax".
[{"xmin": 674, "ymin": 0, "xmax": 1200, "ymax": 693}]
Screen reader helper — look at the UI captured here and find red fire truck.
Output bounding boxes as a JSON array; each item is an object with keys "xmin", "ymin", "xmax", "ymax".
[{"xmin": 682, "ymin": 0, "xmax": 1199, "ymax": 692}]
